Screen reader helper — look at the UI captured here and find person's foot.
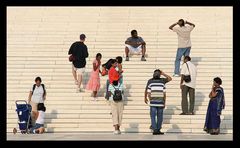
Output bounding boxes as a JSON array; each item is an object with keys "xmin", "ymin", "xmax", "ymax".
[
  {"xmin": 141, "ymin": 56, "xmax": 146, "ymax": 61},
  {"xmin": 13, "ymin": 128, "xmax": 17, "ymax": 134},
  {"xmin": 173, "ymin": 74, "xmax": 180, "ymax": 77},
  {"xmin": 113, "ymin": 130, "xmax": 120, "ymax": 135},
  {"xmin": 153, "ymin": 130, "xmax": 159, "ymax": 135},
  {"xmin": 210, "ymin": 132, "xmax": 218, "ymax": 135},
  {"xmin": 188, "ymin": 112, "xmax": 195, "ymax": 115},
  {"xmin": 179, "ymin": 112, "xmax": 188, "ymax": 115},
  {"xmin": 125, "ymin": 56, "xmax": 129, "ymax": 61},
  {"xmin": 118, "ymin": 130, "xmax": 121, "ymax": 134},
  {"xmin": 158, "ymin": 131, "xmax": 164, "ymax": 135},
  {"xmin": 35, "ymin": 129, "xmax": 40, "ymax": 134},
  {"xmin": 94, "ymin": 97, "xmax": 98, "ymax": 101},
  {"xmin": 75, "ymin": 80, "xmax": 78, "ymax": 85},
  {"xmin": 38, "ymin": 127, "xmax": 45, "ymax": 134}
]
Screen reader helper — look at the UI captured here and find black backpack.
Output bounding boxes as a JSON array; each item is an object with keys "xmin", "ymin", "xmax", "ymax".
[
  {"xmin": 32, "ymin": 84, "xmax": 46, "ymax": 97},
  {"xmin": 112, "ymin": 85, "xmax": 122, "ymax": 101}
]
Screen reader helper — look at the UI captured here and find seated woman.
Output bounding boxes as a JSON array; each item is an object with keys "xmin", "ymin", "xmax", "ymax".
[{"xmin": 204, "ymin": 77, "xmax": 225, "ymax": 135}]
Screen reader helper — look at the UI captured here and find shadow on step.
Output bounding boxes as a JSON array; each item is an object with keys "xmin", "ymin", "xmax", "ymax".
[
  {"xmin": 192, "ymin": 57, "xmax": 202, "ymax": 66},
  {"xmin": 165, "ymin": 124, "xmax": 182, "ymax": 133},
  {"xmin": 45, "ymin": 109, "xmax": 58, "ymax": 133},
  {"xmin": 124, "ymin": 123, "xmax": 139, "ymax": 133}
]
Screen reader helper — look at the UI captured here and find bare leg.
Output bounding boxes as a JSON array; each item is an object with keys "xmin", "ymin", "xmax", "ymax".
[
  {"xmin": 72, "ymin": 66, "xmax": 77, "ymax": 82},
  {"xmin": 125, "ymin": 46, "xmax": 129, "ymax": 57},
  {"xmin": 93, "ymin": 91, "xmax": 97, "ymax": 97},
  {"xmin": 142, "ymin": 45, "xmax": 146, "ymax": 57},
  {"xmin": 117, "ymin": 125, "xmax": 120, "ymax": 130},
  {"xmin": 114, "ymin": 125, "xmax": 118, "ymax": 130},
  {"xmin": 77, "ymin": 74, "xmax": 82, "ymax": 89}
]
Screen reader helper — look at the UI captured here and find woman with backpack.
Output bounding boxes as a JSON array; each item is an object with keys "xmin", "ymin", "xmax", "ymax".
[{"xmin": 108, "ymin": 60, "xmax": 124, "ymax": 135}]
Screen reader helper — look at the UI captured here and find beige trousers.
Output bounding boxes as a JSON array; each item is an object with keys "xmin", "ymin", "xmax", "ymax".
[{"xmin": 110, "ymin": 101, "xmax": 124, "ymax": 126}]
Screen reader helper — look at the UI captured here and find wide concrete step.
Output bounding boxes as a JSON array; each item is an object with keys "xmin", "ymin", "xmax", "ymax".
[{"xmin": 6, "ymin": 127, "xmax": 233, "ymax": 134}]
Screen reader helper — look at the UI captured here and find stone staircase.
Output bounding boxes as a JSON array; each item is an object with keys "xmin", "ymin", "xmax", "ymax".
[{"xmin": 7, "ymin": 7, "xmax": 232, "ymax": 134}]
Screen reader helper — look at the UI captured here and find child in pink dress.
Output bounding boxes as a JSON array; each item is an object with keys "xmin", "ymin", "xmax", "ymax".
[{"xmin": 86, "ymin": 53, "xmax": 102, "ymax": 101}]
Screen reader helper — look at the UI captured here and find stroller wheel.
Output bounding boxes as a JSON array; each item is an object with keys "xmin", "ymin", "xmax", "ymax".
[{"xmin": 13, "ymin": 128, "xmax": 17, "ymax": 134}]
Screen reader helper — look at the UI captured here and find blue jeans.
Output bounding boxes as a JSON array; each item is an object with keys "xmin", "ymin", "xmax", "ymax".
[
  {"xmin": 30, "ymin": 123, "xmax": 44, "ymax": 133},
  {"xmin": 150, "ymin": 106, "xmax": 164, "ymax": 131},
  {"xmin": 174, "ymin": 47, "xmax": 191, "ymax": 75}
]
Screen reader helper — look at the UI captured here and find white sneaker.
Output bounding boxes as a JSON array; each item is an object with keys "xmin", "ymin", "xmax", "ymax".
[
  {"xmin": 118, "ymin": 130, "xmax": 121, "ymax": 134},
  {"xmin": 173, "ymin": 74, "xmax": 180, "ymax": 77},
  {"xmin": 113, "ymin": 130, "xmax": 120, "ymax": 135},
  {"xmin": 94, "ymin": 97, "xmax": 98, "ymax": 101}
]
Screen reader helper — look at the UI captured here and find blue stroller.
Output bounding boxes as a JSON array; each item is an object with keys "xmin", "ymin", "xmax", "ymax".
[{"xmin": 13, "ymin": 100, "xmax": 32, "ymax": 134}]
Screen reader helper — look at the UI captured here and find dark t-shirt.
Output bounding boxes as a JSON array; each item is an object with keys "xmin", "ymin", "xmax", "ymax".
[
  {"xmin": 126, "ymin": 37, "xmax": 145, "ymax": 48},
  {"xmin": 68, "ymin": 41, "xmax": 89, "ymax": 68}
]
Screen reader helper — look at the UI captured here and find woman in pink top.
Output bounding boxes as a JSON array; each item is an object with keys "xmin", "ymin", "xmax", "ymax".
[{"xmin": 86, "ymin": 53, "xmax": 102, "ymax": 100}]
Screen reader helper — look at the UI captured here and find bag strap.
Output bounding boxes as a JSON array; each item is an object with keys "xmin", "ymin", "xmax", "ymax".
[
  {"xmin": 186, "ymin": 62, "xmax": 191, "ymax": 75},
  {"xmin": 111, "ymin": 84, "xmax": 120, "ymax": 91},
  {"xmin": 41, "ymin": 84, "xmax": 46, "ymax": 96},
  {"xmin": 32, "ymin": 84, "xmax": 36, "ymax": 94}
]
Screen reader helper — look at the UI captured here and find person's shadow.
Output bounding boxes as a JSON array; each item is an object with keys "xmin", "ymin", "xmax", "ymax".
[
  {"xmin": 192, "ymin": 57, "xmax": 202, "ymax": 66},
  {"xmin": 45, "ymin": 109, "xmax": 58, "ymax": 133}
]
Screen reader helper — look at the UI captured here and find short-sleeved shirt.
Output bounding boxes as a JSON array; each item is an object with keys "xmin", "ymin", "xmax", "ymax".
[
  {"xmin": 68, "ymin": 41, "xmax": 89, "ymax": 68},
  {"xmin": 108, "ymin": 67, "xmax": 120, "ymax": 84},
  {"xmin": 126, "ymin": 37, "xmax": 145, "ymax": 48},
  {"xmin": 180, "ymin": 61, "xmax": 197, "ymax": 89},
  {"xmin": 145, "ymin": 78, "xmax": 169, "ymax": 107},
  {"xmin": 36, "ymin": 111, "xmax": 45, "ymax": 124},
  {"xmin": 30, "ymin": 85, "xmax": 44, "ymax": 103},
  {"xmin": 108, "ymin": 83, "xmax": 124, "ymax": 101},
  {"xmin": 172, "ymin": 25, "xmax": 194, "ymax": 48}
]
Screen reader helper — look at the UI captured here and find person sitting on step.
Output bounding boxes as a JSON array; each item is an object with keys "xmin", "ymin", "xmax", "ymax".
[
  {"xmin": 29, "ymin": 103, "xmax": 46, "ymax": 134},
  {"xmin": 125, "ymin": 30, "xmax": 146, "ymax": 61}
]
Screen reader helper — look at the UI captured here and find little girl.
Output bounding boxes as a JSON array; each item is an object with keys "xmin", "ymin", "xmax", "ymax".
[
  {"xmin": 86, "ymin": 53, "xmax": 102, "ymax": 101},
  {"xmin": 30, "ymin": 103, "xmax": 46, "ymax": 134}
]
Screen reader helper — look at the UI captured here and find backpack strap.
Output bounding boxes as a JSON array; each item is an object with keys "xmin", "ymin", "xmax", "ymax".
[
  {"xmin": 32, "ymin": 84, "xmax": 36, "ymax": 95},
  {"xmin": 41, "ymin": 84, "xmax": 46, "ymax": 97}
]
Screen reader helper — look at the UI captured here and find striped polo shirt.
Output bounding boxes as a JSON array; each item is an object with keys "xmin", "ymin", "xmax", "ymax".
[{"xmin": 146, "ymin": 78, "xmax": 168, "ymax": 107}]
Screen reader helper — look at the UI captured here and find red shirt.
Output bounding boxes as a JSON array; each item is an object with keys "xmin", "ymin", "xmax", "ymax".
[{"xmin": 108, "ymin": 67, "xmax": 120, "ymax": 84}]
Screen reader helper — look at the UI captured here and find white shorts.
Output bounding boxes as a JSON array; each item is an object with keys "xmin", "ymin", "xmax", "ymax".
[
  {"xmin": 72, "ymin": 64, "xmax": 85, "ymax": 75},
  {"xmin": 126, "ymin": 44, "xmax": 142, "ymax": 54}
]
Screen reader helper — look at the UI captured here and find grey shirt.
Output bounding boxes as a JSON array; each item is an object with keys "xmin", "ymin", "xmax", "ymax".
[{"xmin": 126, "ymin": 37, "xmax": 145, "ymax": 48}]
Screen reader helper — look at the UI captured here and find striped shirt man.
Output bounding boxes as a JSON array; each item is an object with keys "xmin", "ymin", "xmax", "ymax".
[{"xmin": 146, "ymin": 78, "xmax": 169, "ymax": 107}]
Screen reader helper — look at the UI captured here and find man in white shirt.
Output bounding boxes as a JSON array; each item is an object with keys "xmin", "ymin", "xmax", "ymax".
[
  {"xmin": 180, "ymin": 56, "xmax": 197, "ymax": 115},
  {"xmin": 169, "ymin": 19, "xmax": 195, "ymax": 77}
]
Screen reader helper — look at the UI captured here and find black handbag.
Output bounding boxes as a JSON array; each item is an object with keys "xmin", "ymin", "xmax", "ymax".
[{"xmin": 183, "ymin": 63, "xmax": 191, "ymax": 83}]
